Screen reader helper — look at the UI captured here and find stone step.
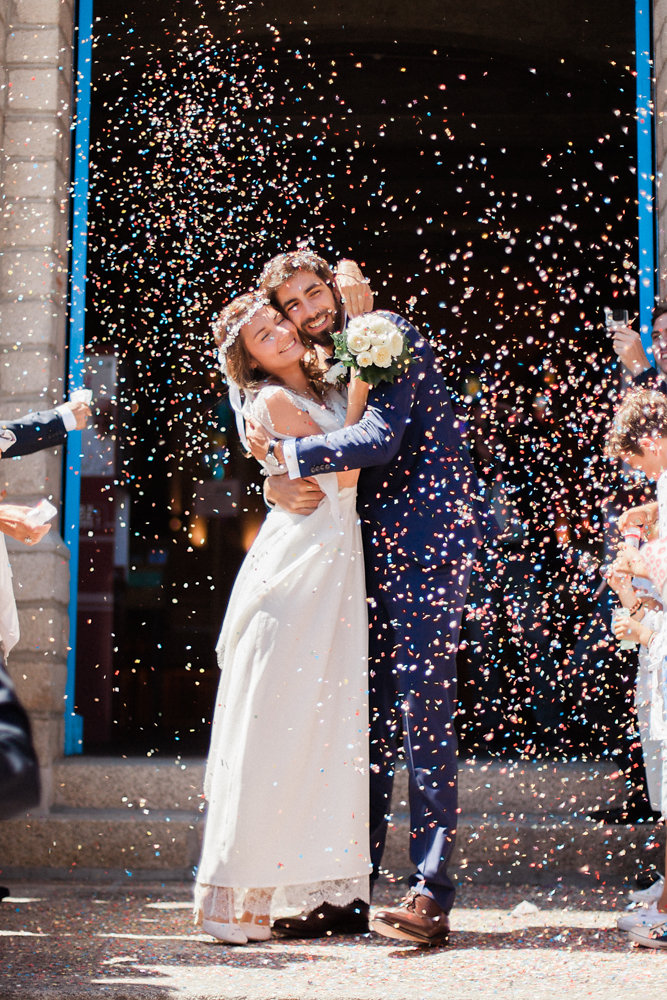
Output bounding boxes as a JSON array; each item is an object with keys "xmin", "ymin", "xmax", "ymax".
[
  {"xmin": 51, "ymin": 756, "xmax": 624, "ymax": 815},
  {"xmin": 0, "ymin": 807, "xmax": 201, "ymax": 876},
  {"xmin": 52, "ymin": 757, "xmax": 206, "ymax": 811},
  {"xmin": 0, "ymin": 757, "xmax": 642, "ymax": 882}
]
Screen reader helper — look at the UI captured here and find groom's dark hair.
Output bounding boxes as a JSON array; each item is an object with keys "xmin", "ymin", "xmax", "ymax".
[{"xmin": 259, "ymin": 250, "xmax": 336, "ymax": 302}]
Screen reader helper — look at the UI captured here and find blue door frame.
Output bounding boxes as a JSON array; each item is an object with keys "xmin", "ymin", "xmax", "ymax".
[
  {"xmin": 61, "ymin": 1, "xmax": 659, "ymax": 753},
  {"xmin": 63, "ymin": 0, "xmax": 94, "ymax": 754}
]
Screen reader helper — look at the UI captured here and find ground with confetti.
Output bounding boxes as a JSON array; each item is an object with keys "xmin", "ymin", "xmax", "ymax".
[{"xmin": 0, "ymin": 878, "xmax": 664, "ymax": 1000}]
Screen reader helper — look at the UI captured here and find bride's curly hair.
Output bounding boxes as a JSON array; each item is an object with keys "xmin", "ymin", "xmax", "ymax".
[{"xmin": 213, "ymin": 292, "xmax": 328, "ymax": 394}]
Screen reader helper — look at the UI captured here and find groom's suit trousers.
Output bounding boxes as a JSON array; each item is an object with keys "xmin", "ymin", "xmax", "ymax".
[{"xmin": 365, "ymin": 532, "xmax": 473, "ymax": 914}]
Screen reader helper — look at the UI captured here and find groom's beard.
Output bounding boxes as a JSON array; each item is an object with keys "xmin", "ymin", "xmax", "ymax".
[{"xmin": 299, "ymin": 303, "xmax": 342, "ymax": 347}]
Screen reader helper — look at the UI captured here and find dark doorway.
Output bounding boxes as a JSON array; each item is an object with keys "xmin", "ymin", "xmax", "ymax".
[{"xmin": 78, "ymin": 0, "xmax": 640, "ymax": 756}]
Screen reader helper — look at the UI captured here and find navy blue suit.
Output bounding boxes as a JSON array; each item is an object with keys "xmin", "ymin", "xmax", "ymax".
[
  {"xmin": 0, "ymin": 409, "xmax": 67, "ymax": 459},
  {"xmin": 292, "ymin": 313, "xmax": 489, "ymax": 912}
]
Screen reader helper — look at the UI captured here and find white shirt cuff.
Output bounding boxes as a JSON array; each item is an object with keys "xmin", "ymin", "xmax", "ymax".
[
  {"xmin": 282, "ymin": 439, "xmax": 300, "ymax": 479},
  {"xmin": 55, "ymin": 404, "xmax": 76, "ymax": 432}
]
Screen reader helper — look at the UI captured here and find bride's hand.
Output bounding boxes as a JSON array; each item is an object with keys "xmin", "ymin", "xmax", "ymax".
[
  {"xmin": 335, "ymin": 259, "xmax": 373, "ymax": 317},
  {"xmin": 246, "ymin": 418, "xmax": 270, "ymax": 462}
]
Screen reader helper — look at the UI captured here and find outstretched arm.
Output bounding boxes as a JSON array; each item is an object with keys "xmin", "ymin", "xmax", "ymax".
[{"xmin": 0, "ymin": 402, "xmax": 91, "ymax": 459}]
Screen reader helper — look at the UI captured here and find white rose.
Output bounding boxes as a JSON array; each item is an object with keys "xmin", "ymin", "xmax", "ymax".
[
  {"xmin": 371, "ymin": 344, "xmax": 393, "ymax": 367},
  {"xmin": 347, "ymin": 331, "xmax": 371, "ymax": 353},
  {"xmin": 388, "ymin": 331, "xmax": 404, "ymax": 356},
  {"xmin": 368, "ymin": 330, "xmax": 388, "ymax": 347},
  {"xmin": 356, "ymin": 351, "xmax": 373, "ymax": 367}
]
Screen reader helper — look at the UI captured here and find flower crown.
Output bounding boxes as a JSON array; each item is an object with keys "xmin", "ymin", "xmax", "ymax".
[{"xmin": 214, "ymin": 294, "xmax": 269, "ymax": 379}]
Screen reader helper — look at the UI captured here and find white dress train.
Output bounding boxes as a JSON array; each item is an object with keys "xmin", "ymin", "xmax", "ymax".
[{"xmin": 195, "ymin": 386, "xmax": 370, "ymax": 926}]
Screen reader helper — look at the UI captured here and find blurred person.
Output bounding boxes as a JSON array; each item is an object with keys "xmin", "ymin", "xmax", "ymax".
[
  {"xmin": 0, "ymin": 399, "xmax": 91, "ymax": 824},
  {"xmin": 611, "ymin": 302, "xmax": 667, "ymax": 391},
  {"xmin": 604, "ymin": 388, "xmax": 667, "ymax": 944}
]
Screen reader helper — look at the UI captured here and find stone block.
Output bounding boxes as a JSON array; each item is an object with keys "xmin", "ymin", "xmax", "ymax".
[
  {"xmin": 0, "ymin": 345, "xmax": 63, "ymax": 395},
  {"xmin": 3, "ymin": 117, "xmax": 69, "ymax": 162},
  {"xmin": 0, "ymin": 248, "xmax": 66, "ymax": 299},
  {"xmin": 0, "ymin": 446, "xmax": 63, "ymax": 495},
  {"xmin": 7, "ymin": 67, "xmax": 70, "ymax": 115},
  {"xmin": 6, "ymin": 26, "xmax": 64, "ymax": 64},
  {"xmin": 9, "ymin": 655, "xmax": 67, "ymax": 712},
  {"xmin": 15, "ymin": 603, "xmax": 69, "ymax": 659},
  {"xmin": 0, "ymin": 299, "xmax": 65, "ymax": 348},
  {"xmin": 8, "ymin": 537, "xmax": 70, "ymax": 604},
  {"xmin": 13, "ymin": 0, "xmax": 74, "ymax": 27},
  {"xmin": 2, "ymin": 157, "xmax": 67, "ymax": 203},
  {"xmin": 29, "ymin": 710, "xmax": 64, "ymax": 769},
  {"xmin": 1, "ymin": 199, "xmax": 67, "ymax": 251}
]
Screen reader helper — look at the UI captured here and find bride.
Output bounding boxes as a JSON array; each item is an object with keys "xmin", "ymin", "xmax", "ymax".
[{"xmin": 194, "ymin": 292, "xmax": 371, "ymax": 944}]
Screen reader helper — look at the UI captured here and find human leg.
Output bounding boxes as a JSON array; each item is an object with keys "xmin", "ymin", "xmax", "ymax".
[
  {"xmin": 194, "ymin": 883, "xmax": 247, "ymax": 945},
  {"xmin": 371, "ymin": 554, "xmax": 472, "ymax": 914}
]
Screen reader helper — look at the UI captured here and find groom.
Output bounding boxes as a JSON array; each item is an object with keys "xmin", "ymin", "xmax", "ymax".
[{"xmin": 248, "ymin": 250, "xmax": 488, "ymax": 945}]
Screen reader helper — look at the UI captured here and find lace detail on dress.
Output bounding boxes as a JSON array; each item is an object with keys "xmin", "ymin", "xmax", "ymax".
[
  {"xmin": 194, "ymin": 877, "xmax": 368, "ymax": 925},
  {"xmin": 194, "ymin": 884, "xmax": 275, "ymax": 925}
]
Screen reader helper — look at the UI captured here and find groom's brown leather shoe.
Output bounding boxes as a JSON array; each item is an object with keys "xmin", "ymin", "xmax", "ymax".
[
  {"xmin": 371, "ymin": 889, "xmax": 450, "ymax": 946},
  {"xmin": 272, "ymin": 899, "xmax": 369, "ymax": 938}
]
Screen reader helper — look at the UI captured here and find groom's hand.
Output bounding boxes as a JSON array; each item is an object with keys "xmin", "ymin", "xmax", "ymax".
[{"xmin": 265, "ymin": 474, "xmax": 324, "ymax": 515}]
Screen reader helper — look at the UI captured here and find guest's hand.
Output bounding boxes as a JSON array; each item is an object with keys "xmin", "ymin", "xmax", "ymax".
[
  {"xmin": 606, "ymin": 565, "xmax": 636, "ymax": 605},
  {"xmin": 265, "ymin": 474, "xmax": 324, "ymax": 515},
  {"xmin": 611, "ymin": 324, "xmax": 651, "ymax": 376},
  {"xmin": 0, "ymin": 504, "xmax": 51, "ymax": 545},
  {"xmin": 617, "ymin": 501, "xmax": 659, "ymax": 540},
  {"xmin": 611, "ymin": 613, "xmax": 647, "ymax": 645},
  {"xmin": 335, "ymin": 260, "xmax": 373, "ymax": 317},
  {"xmin": 611, "ymin": 544, "xmax": 650, "ymax": 579},
  {"xmin": 61, "ymin": 400, "xmax": 92, "ymax": 429}
]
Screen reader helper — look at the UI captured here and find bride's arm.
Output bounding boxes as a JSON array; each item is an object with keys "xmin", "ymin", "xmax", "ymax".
[
  {"xmin": 335, "ymin": 259, "xmax": 373, "ymax": 318},
  {"xmin": 345, "ymin": 373, "xmax": 369, "ymax": 428},
  {"xmin": 265, "ymin": 390, "xmax": 360, "ymax": 489}
]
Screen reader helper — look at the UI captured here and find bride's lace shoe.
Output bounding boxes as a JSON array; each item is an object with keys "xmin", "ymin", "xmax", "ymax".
[
  {"xmin": 201, "ymin": 918, "xmax": 248, "ymax": 945},
  {"xmin": 239, "ymin": 915, "xmax": 272, "ymax": 941},
  {"xmin": 371, "ymin": 889, "xmax": 450, "ymax": 946},
  {"xmin": 272, "ymin": 899, "xmax": 369, "ymax": 938}
]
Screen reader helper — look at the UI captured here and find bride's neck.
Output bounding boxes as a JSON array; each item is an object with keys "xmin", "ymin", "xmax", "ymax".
[{"xmin": 278, "ymin": 365, "xmax": 313, "ymax": 396}]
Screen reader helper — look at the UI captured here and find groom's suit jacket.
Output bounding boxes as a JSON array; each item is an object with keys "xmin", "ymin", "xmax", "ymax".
[
  {"xmin": 291, "ymin": 312, "xmax": 491, "ymax": 567},
  {"xmin": 0, "ymin": 408, "xmax": 68, "ymax": 459}
]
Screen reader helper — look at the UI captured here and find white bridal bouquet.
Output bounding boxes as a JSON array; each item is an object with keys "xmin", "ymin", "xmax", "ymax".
[{"xmin": 331, "ymin": 312, "xmax": 412, "ymax": 386}]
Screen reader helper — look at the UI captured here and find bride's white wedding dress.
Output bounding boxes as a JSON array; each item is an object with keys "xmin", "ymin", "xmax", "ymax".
[{"xmin": 195, "ymin": 385, "xmax": 370, "ymax": 927}]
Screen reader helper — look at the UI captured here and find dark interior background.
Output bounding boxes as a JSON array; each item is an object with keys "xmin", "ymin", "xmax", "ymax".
[{"xmin": 75, "ymin": 0, "xmax": 647, "ymax": 766}]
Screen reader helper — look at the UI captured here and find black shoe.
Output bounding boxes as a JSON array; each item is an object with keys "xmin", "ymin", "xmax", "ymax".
[
  {"xmin": 635, "ymin": 867, "xmax": 664, "ymax": 890},
  {"xmin": 587, "ymin": 803, "xmax": 662, "ymax": 824},
  {"xmin": 272, "ymin": 899, "xmax": 369, "ymax": 938},
  {"xmin": 0, "ymin": 887, "xmax": 8, "ymax": 902}
]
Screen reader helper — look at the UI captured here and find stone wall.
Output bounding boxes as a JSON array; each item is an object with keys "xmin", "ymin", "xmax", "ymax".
[{"xmin": 0, "ymin": 0, "xmax": 75, "ymax": 806}]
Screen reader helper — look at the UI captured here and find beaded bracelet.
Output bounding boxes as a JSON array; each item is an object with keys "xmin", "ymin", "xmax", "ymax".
[{"xmin": 629, "ymin": 597, "xmax": 643, "ymax": 617}]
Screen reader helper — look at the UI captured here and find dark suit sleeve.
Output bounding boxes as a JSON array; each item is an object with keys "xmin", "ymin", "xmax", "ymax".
[
  {"xmin": 0, "ymin": 409, "xmax": 67, "ymax": 459},
  {"xmin": 0, "ymin": 655, "xmax": 40, "ymax": 820},
  {"xmin": 632, "ymin": 368, "xmax": 667, "ymax": 396},
  {"xmin": 293, "ymin": 316, "xmax": 423, "ymax": 477}
]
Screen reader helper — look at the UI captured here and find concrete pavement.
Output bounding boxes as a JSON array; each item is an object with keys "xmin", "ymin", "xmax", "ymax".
[{"xmin": 1, "ymin": 876, "xmax": 665, "ymax": 1000}]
